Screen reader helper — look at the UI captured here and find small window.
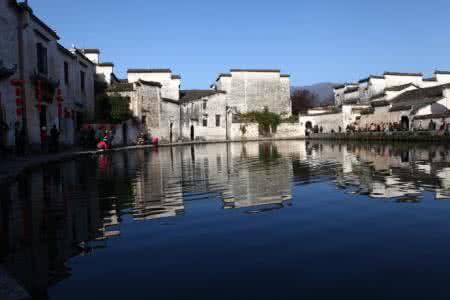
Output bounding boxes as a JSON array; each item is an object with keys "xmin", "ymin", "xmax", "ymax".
[
  {"xmin": 141, "ymin": 115, "xmax": 146, "ymax": 124},
  {"xmin": 203, "ymin": 101, "xmax": 207, "ymax": 110},
  {"xmin": 36, "ymin": 43, "xmax": 48, "ymax": 75},
  {"xmin": 64, "ymin": 62, "xmax": 69, "ymax": 85},
  {"xmin": 80, "ymin": 71, "xmax": 85, "ymax": 92},
  {"xmin": 203, "ymin": 118, "xmax": 208, "ymax": 127},
  {"xmin": 216, "ymin": 115, "xmax": 221, "ymax": 127}
]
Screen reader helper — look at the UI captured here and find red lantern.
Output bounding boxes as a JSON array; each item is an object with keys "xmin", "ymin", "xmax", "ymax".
[
  {"xmin": 12, "ymin": 80, "xmax": 24, "ymax": 117},
  {"xmin": 10, "ymin": 79, "xmax": 24, "ymax": 86}
]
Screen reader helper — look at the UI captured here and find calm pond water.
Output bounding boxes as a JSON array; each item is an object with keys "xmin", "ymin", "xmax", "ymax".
[{"xmin": 3, "ymin": 141, "xmax": 450, "ymax": 299}]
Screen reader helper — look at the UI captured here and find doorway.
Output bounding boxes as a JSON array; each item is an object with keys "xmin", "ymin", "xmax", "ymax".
[
  {"xmin": 122, "ymin": 123, "xmax": 128, "ymax": 146},
  {"xmin": 401, "ymin": 116, "xmax": 409, "ymax": 131},
  {"xmin": 190, "ymin": 125, "xmax": 194, "ymax": 141},
  {"xmin": 39, "ymin": 105, "xmax": 47, "ymax": 129}
]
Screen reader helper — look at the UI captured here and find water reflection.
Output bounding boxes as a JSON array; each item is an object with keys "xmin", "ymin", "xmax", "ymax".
[{"xmin": 1, "ymin": 141, "xmax": 450, "ymax": 298}]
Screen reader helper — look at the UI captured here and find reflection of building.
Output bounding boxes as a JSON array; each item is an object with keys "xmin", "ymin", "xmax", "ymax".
[{"xmin": 303, "ymin": 141, "xmax": 450, "ymax": 201}]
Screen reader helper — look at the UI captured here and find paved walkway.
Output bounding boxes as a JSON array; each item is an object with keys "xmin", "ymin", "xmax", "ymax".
[
  {"xmin": 0, "ymin": 266, "xmax": 30, "ymax": 300},
  {"xmin": 0, "ymin": 149, "xmax": 95, "ymax": 184}
]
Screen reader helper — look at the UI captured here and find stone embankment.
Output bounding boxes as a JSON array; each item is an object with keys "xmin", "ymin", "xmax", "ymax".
[{"xmin": 307, "ymin": 132, "xmax": 450, "ymax": 142}]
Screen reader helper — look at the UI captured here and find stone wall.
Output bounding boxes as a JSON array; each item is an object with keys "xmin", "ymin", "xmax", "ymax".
[
  {"xmin": 218, "ymin": 70, "xmax": 291, "ymax": 115},
  {"xmin": 299, "ymin": 112, "xmax": 343, "ymax": 136},
  {"xmin": 274, "ymin": 123, "xmax": 302, "ymax": 139},
  {"xmin": 229, "ymin": 123, "xmax": 258, "ymax": 140}
]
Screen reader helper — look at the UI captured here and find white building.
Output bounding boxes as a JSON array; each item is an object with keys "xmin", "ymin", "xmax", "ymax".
[
  {"xmin": 299, "ymin": 71, "xmax": 450, "ymax": 135},
  {"xmin": 0, "ymin": 1, "xmax": 96, "ymax": 150}
]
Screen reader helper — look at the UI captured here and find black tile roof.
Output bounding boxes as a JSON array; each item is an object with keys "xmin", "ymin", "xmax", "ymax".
[
  {"xmin": 423, "ymin": 77, "xmax": 437, "ymax": 82},
  {"xmin": 384, "ymin": 71, "xmax": 423, "ymax": 77},
  {"xmin": 333, "ymin": 84, "xmax": 345, "ymax": 90},
  {"xmin": 98, "ymin": 62, "xmax": 114, "ymax": 67},
  {"xmin": 358, "ymin": 75, "xmax": 385, "ymax": 83},
  {"xmin": 344, "ymin": 86, "xmax": 359, "ymax": 94},
  {"xmin": 81, "ymin": 48, "xmax": 100, "ymax": 54},
  {"xmin": 371, "ymin": 100, "xmax": 390, "ymax": 107},
  {"xmin": 434, "ymin": 70, "xmax": 450, "ymax": 75},
  {"xmin": 389, "ymin": 84, "xmax": 449, "ymax": 112},
  {"xmin": 391, "ymin": 84, "xmax": 447, "ymax": 104},
  {"xmin": 414, "ymin": 112, "xmax": 450, "ymax": 120},
  {"xmin": 127, "ymin": 69, "xmax": 172, "ymax": 73},
  {"xmin": 215, "ymin": 73, "xmax": 232, "ymax": 81},
  {"xmin": 385, "ymin": 83, "xmax": 418, "ymax": 92},
  {"xmin": 171, "ymin": 75, "xmax": 181, "ymax": 79},
  {"xmin": 180, "ymin": 90, "xmax": 226, "ymax": 102},
  {"xmin": 57, "ymin": 43, "xmax": 76, "ymax": 59},
  {"xmin": 106, "ymin": 82, "xmax": 134, "ymax": 93},
  {"xmin": 30, "ymin": 13, "xmax": 60, "ymax": 40},
  {"xmin": 370, "ymin": 93, "xmax": 386, "ymax": 100},
  {"xmin": 230, "ymin": 69, "xmax": 280, "ymax": 73},
  {"xmin": 162, "ymin": 98, "xmax": 180, "ymax": 105},
  {"xmin": 136, "ymin": 79, "xmax": 162, "ymax": 88}
]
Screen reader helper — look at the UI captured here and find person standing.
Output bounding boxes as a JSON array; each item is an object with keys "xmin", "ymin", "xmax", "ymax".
[
  {"xmin": 40, "ymin": 126, "xmax": 48, "ymax": 153},
  {"xmin": 50, "ymin": 125, "xmax": 60, "ymax": 153}
]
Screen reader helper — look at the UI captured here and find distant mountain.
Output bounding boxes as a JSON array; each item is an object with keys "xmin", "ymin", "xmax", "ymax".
[{"xmin": 293, "ymin": 82, "xmax": 338, "ymax": 106}]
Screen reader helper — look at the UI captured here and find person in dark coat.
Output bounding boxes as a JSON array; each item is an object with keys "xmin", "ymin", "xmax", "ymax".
[{"xmin": 50, "ymin": 125, "xmax": 60, "ymax": 153}]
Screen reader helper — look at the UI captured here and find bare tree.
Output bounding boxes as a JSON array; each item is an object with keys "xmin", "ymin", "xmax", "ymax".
[{"xmin": 291, "ymin": 89, "xmax": 318, "ymax": 115}]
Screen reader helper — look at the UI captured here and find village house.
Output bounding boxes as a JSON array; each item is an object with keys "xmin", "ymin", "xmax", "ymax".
[
  {"xmin": 0, "ymin": 0, "xmax": 96, "ymax": 150},
  {"xmin": 95, "ymin": 63, "xmax": 293, "ymax": 143},
  {"xmin": 299, "ymin": 71, "xmax": 450, "ymax": 135},
  {"xmin": 214, "ymin": 69, "xmax": 291, "ymax": 115}
]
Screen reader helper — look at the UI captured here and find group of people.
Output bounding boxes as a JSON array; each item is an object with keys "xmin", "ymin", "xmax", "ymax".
[
  {"xmin": 40, "ymin": 125, "xmax": 60, "ymax": 153},
  {"xmin": 79, "ymin": 126, "xmax": 115, "ymax": 150},
  {"xmin": 346, "ymin": 122, "xmax": 406, "ymax": 133}
]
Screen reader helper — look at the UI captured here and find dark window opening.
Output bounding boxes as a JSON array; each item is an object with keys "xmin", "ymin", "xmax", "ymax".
[
  {"xmin": 80, "ymin": 71, "xmax": 85, "ymax": 92},
  {"xmin": 36, "ymin": 43, "xmax": 48, "ymax": 75},
  {"xmin": 141, "ymin": 115, "xmax": 146, "ymax": 124},
  {"xmin": 64, "ymin": 62, "xmax": 69, "ymax": 85},
  {"xmin": 203, "ymin": 101, "xmax": 207, "ymax": 110},
  {"xmin": 203, "ymin": 118, "xmax": 208, "ymax": 127},
  {"xmin": 216, "ymin": 115, "xmax": 221, "ymax": 127}
]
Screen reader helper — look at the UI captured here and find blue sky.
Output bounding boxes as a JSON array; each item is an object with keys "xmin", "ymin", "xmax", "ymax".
[{"xmin": 30, "ymin": 0, "xmax": 450, "ymax": 88}]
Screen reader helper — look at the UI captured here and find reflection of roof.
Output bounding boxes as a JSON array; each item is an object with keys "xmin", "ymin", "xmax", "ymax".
[{"xmin": 180, "ymin": 90, "xmax": 225, "ymax": 102}]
